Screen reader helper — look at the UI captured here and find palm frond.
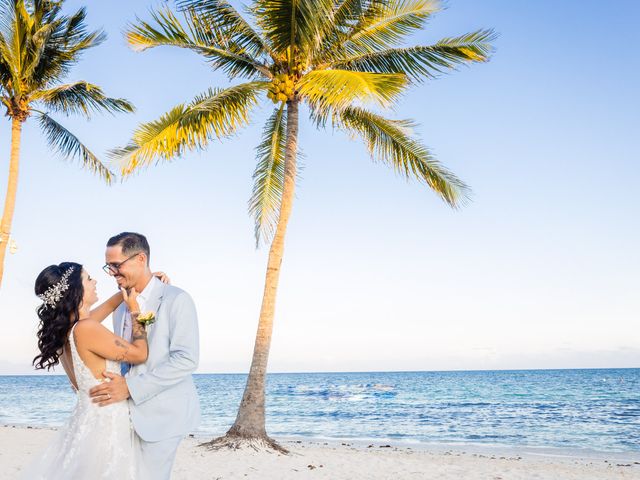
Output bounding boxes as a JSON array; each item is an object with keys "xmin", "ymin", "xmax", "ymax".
[
  {"xmin": 331, "ymin": 29, "xmax": 497, "ymax": 81},
  {"xmin": 333, "ymin": 0, "xmax": 368, "ymax": 30},
  {"xmin": 127, "ymin": 7, "xmax": 270, "ymax": 79},
  {"xmin": 33, "ymin": 81, "xmax": 134, "ymax": 117},
  {"xmin": 113, "ymin": 81, "xmax": 266, "ymax": 176},
  {"xmin": 37, "ymin": 111, "xmax": 114, "ymax": 184},
  {"xmin": 0, "ymin": 0, "xmax": 26, "ymax": 96},
  {"xmin": 297, "ymin": 69, "xmax": 407, "ymax": 111},
  {"xmin": 0, "ymin": 2, "xmax": 106, "ymax": 95},
  {"xmin": 249, "ymin": 104, "xmax": 287, "ymax": 246},
  {"xmin": 0, "ymin": 29, "xmax": 17, "ymax": 88},
  {"xmin": 311, "ymin": 0, "xmax": 369, "ymax": 64},
  {"xmin": 22, "ymin": 21, "xmax": 55, "ymax": 80},
  {"xmin": 431, "ymin": 29, "xmax": 498, "ymax": 61},
  {"xmin": 346, "ymin": 0, "xmax": 440, "ymax": 53},
  {"xmin": 30, "ymin": 7, "xmax": 106, "ymax": 91},
  {"xmin": 252, "ymin": 0, "xmax": 334, "ymax": 57},
  {"xmin": 59, "ymin": 7, "xmax": 107, "ymax": 54},
  {"xmin": 316, "ymin": 0, "xmax": 436, "ymax": 64},
  {"xmin": 177, "ymin": 0, "xmax": 272, "ymax": 59},
  {"xmin": 314, "ymin": 0, "xmax": 439, "ymax": 66},
  {"xmin": 332, "ymin": 105, "xmax": 469, "ymax": 206}
]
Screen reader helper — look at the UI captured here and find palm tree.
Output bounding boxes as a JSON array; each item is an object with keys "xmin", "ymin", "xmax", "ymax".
[
  {"xmin": 117, "ymin": 0, "xmax": 495, "ymax": 451},
  {"xmin": 0, "ymin": 0, "xmax": 134, "ymax": 287}
]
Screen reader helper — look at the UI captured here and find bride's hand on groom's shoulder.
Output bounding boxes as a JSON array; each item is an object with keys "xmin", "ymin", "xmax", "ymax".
[{"xmin": 153, "ymin": 271, "xmax": 171, "ymax": 284}]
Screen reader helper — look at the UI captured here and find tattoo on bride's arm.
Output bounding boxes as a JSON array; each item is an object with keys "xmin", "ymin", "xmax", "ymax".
[{"xmin": 114, "ymin": 339, "xmax": 129, "ymax": 362}]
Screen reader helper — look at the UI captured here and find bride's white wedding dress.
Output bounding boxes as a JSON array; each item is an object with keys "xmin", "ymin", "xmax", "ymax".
[{"xmin": 21, "ymin": 324, "xmax": 136, "ymax": 479}]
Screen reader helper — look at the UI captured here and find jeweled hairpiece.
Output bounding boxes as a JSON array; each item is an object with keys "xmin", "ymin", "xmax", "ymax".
[{"xmin": 38, "ymin": 266, "xmax": 75, "ymax": 310}]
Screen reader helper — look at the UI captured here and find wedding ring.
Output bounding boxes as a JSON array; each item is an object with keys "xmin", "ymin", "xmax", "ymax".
[{"xmin": 106, "ymin": 393, "xmax": 111, "ymax": 400}]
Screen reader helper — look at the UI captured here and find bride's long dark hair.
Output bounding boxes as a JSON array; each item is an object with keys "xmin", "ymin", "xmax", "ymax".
[{"xmin": 33, "ymin": 262, "xmax": 84, "ymax": 371}]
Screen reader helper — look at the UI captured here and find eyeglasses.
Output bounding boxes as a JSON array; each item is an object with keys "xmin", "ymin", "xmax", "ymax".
[{"xmin": 102, "ymin": 253, "xmax": 140, "ymax": 275}]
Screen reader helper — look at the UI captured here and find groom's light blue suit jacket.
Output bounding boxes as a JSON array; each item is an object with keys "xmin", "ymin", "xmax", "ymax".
[{"xmin": 113, "ymin": 280, "xmax": 201, "ymax": 442}]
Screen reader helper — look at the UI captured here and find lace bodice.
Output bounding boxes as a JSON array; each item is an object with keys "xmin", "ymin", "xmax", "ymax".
[{"xmin": 21, "ymin": 323, "xmax": 136, "ymax": 479}]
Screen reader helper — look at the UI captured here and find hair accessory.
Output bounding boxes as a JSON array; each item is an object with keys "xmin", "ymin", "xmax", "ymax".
[{"xmin": 38, "ymin": 266, "xmax": 75, "ymax": 310}]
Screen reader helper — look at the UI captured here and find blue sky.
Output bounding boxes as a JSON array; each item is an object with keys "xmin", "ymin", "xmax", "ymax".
[{"xmin": 0, "ymin": 0, "xmax": 638, "ymax": 374}]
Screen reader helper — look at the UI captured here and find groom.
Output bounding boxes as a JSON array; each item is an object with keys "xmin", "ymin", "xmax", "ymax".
[{"xmin": 89, "ymin": 232, "xmax": 200, "ymax": 479}]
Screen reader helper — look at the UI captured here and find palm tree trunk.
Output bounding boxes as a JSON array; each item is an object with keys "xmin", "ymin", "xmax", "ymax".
[
  {"xmin": 207, "ymin": 99, "xmax": 299, "ymax": 452},
  {"xmin": 0, "ymin": 117, "xmax": 23, "ymax": 288}
]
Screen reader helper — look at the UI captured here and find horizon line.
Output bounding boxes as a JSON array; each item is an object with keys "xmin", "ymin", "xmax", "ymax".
[{"xmin": 2, "ymin": 366, "xmax": 638, "ymax": 376}]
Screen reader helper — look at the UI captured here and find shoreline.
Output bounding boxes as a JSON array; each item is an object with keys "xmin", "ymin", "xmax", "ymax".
[
  {"xmin": 5, "ymin": 422, "xmax": 640, "ymax": 461},
  {"xmin": 2, "ymin": 425, "xmax": 638, "ymax": 479},
  {"xmin": 3, "ymin": 423, "xmax": 639, "ymax": 464}
]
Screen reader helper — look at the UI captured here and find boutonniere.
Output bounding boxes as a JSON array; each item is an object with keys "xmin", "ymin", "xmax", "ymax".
[{"xmin": 136, "ymin": 311, "xmax": 156, "ymax": 327}]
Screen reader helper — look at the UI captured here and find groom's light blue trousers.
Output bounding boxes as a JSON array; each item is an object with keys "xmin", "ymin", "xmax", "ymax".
[{"xmin": 134, "ymin": 433, "xmax": 183, "ymax": 480}]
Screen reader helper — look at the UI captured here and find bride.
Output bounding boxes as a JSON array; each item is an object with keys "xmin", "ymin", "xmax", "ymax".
[{"xmin": 22, "ymin": 262, "xmax": 167, "ymax": 479}]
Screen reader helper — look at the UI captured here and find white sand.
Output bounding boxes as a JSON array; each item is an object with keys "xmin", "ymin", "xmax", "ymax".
[{"xmin": 2, "ymin": 425, "xmax": 638, "ymax": 479}]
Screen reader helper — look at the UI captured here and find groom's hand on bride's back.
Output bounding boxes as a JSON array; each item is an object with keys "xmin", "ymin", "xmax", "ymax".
[{"xmin": 89, "ymin": 372, "xmax": 130, "ymax": 407}]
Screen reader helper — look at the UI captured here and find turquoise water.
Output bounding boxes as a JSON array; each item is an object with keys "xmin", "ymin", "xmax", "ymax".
[{"xmin": 1, "ymin": 369, "xmax": 638, "ymax": 453}]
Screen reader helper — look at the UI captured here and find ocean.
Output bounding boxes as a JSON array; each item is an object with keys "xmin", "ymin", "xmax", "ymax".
[{"xmin": 1, "ymin": 368, "xmax": 638, "ymax": 453}]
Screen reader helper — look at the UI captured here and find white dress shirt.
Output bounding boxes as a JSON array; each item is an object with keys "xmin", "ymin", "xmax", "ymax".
[{"xmin": 122, "ymin": 275, "xmax": 159, "ymax": 341}]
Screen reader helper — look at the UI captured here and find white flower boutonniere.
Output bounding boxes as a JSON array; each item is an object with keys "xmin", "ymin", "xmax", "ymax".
[{"xmin": 136, "ymin": 311, "xmax": 156, "ymax": 327}]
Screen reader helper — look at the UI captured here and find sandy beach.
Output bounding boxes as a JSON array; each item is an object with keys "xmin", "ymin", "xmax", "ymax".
[{"xmin": 2, "ymin": 425, "xmax": 638, "ymax": 480}]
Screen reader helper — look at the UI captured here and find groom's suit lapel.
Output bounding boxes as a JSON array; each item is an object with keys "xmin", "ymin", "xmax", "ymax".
[{"xmin": 144, "ymin": 281, "xmax": 166, "ymax": 342}]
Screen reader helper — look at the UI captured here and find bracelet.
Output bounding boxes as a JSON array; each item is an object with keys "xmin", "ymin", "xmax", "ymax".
[{"xmin": 130, "ymin": 311, "xmax": 140, "ymax": 316}]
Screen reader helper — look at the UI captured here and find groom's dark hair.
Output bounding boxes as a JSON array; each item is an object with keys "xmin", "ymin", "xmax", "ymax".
[{"xmin": 107, "ymin": 232, "xmax": 150, "ymax": 264}]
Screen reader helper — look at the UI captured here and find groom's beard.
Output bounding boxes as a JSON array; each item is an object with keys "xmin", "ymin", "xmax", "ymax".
[{"xmin": 115, "ymin": 275, "xmax": 130, "ymax": 289}]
